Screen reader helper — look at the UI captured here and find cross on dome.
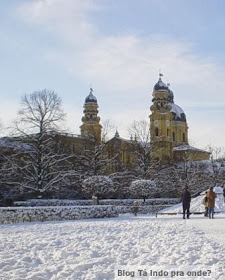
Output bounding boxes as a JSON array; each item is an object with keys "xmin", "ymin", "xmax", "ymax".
[{"xmin": 85, "ymin": 87, "xmax": 97, "ymax": 103}]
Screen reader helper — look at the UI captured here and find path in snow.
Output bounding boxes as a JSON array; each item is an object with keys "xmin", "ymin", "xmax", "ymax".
[{"xmin": 0, "ymin": 215, "xmax": 224, "ymax": 280}]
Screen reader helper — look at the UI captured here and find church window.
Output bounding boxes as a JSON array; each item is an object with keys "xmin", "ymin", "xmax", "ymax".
[
  {"xmin": 155, "ymin": 128, "xmax": 159, "ymax": 136},
  {"xmin": 172, "ymin": 132, "xmax": 175, "ymax": 141}
]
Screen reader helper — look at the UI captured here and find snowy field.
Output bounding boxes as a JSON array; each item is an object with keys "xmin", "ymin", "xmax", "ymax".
[{"xmin": 0, "ymin": 214, "xmax": 225, "ymax": 280}]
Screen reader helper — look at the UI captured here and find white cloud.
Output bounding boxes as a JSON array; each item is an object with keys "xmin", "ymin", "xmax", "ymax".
[
  {"xmin": 17, "ymin": 1, "xmax": 225, "ymax": 99},
  {"xmin": 17, "ymin": 0, "xmax": 98, "ymax": 46},
  {"xmin": 16, "ymin": 0, "xmax": 225, "ymax": 148}
]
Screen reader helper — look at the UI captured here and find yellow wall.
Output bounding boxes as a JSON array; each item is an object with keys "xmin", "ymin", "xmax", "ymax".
[{"xmin": 149, "ymin": 83, "xmax": 208, "ymax": 162}]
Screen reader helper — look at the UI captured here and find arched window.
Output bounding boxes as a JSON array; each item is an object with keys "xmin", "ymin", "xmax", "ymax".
[{"xmin": 155, "ymin": 128, "xmax": 159, "ymax": 136}]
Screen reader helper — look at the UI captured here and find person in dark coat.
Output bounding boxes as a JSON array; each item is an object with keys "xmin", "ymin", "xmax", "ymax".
[{"xmin": 181, "ymin": 186, "xmax": 191, "ymax": 219}]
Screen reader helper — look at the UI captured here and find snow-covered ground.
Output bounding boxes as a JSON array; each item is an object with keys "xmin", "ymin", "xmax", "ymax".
[{"xmin": 0, "ymin": 214, "xmax": 224, "ymax": 280}]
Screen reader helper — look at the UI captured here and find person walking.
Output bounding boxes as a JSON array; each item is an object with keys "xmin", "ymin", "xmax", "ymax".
[
  {"xmin": 207, "ymin": 186, "xmax": 217, "ymax": 219},
  {"xmin": 182, "ymin": 186, "xmax": 191, "ymax": 219},
  {"xmin": 132, "ymin": 201, "xmax": 140, "ymax": 216},
  {"xmin": 202, "ymin": 191, "xmax": 209, "ymax": 217}
]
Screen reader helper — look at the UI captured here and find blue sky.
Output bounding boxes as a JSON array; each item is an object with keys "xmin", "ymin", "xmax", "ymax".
[{"xmin": 0, "ymin": 0, "xmax": 225, "ymax": 150}]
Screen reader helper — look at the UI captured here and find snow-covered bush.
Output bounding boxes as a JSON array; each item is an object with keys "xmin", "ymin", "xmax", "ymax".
[
  {"xmin": 14, "ymin": 198, "xmax": 180, "ymax": 207},
  {"xmin": 0, "ymin": 205, "xmax": 118, "ymax": 224},
  {"xmin": 82, "ymin": 176, "xmax": 117, "ymax": 199},
  {"xmin": 129, "ymin": 179, "xmax": 157, "ymax": 201}
]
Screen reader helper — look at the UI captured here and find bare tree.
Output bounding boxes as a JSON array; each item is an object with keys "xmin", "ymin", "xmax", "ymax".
[
  {"xmin": 76, "ymin": 141, "xmax": 111, "ymax": 176},
  {"xmin": 128, "ymin": 120, "xmax": 159, "ymax": 179},
  {"xmin": 101, "ymin": 119, "xmax": 115, "ymax": 142},
  {"xmin": 76, "ymin": 120, "xmax": 116, "ymax": 177},
  {"xmin": 206, "ymin": 145, "xmax": 225, "ymax": 187},
  {"xmin": 160, "ymin": 149, "xmax": 210, "ymax": 197},
  {"xmin": 6, "ymin": 90, "xmax": 77, "ymax": 195},
  {"xmin": 15, "ymin": 90, "xmax": 66, "ymax": 133}
]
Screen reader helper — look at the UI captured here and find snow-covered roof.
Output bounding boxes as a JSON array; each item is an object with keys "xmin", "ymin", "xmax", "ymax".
[
  {"xmin": 169, "ymin": 103, "xmax": 184, "ymax": 118},
  {"xmin": 0, "ymin": 138, "xmax": 33, "ymax": 151},
  {"xmin": 168, "ymin": 88, "xmax": 174, "ymax": 103},
  {"xmin": 173, "ymin": 144, "xmax": 210, "ymax": 154}
]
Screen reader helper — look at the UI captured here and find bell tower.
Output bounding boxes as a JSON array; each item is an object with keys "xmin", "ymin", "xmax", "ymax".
[
  {"xmin": 149, "ymin": 74, "xmax": 172, "ymax": 161},
  {"xmin": 80, "ymin": 88, "xmax": 102, "ymax": 143}
]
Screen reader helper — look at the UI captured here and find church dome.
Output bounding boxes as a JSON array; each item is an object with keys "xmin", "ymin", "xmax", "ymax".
[
  {"xmin": 167, "ymin": 83, "xmax": 186, "ymax": 122},
  {"xmin": 168, "ymin": 88, "xmax": 174, "ymax": 103},
  {"xmin": 85, "ymin": 88, "xmax": 97, "ymax": 103},
  {"xmin": 170, "ymin": 103, "xmax": 186, "ymax": 122},
  {"xmin": 153, "ymin": 74, "xmax": 169, "ymax": 91}
]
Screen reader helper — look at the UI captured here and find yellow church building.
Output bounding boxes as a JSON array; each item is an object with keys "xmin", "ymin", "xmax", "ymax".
[
  {"xmin": 149, "ymin": 74, "xmax": 210, "ymax": 162},
  {"xmin": 67, "ymin": 74, "xmax": 210, "ymax": 172},
  {"xmin": 23, "ymin": 75, "xmax": 209, "ymax": 172}
]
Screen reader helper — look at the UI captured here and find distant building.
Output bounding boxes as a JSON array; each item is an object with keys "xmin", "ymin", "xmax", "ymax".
[
  {"xmin": 104, "ymin": 74, "xmax": 210, "ymax": 171},
  {"xmin": 149, "ymin": 74, "xmax": 210, "ymax": 162},
  {"xmin": 53, "ymin": 76, "xmax": 210, "ymax": 168},
  {"xmin": 0, "ymin": 77, "xmax": 210, "ymax": 173}
]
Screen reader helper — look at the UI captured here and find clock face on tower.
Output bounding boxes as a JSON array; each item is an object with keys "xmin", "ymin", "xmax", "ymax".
[
  {"xmin": 154, "ymin": 120, "xmax": 159, "ymax": 127},
  {"xmin": 166, "ymin": 120, "xmax": 170, "ymax": 127}
]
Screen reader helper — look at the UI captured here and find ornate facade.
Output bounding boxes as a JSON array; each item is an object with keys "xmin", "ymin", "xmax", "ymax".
[
  {"xmin": 105, "ymin": 74, "xmax": 209, "ymax": 168},
  {"xmin": 60, "ymin": 77, "xmax": 210, "ymax": 168},
  {"xmin": 0, "ymin": 77, "xmax": 210, "ymax": 174},
  {"xmin": 77, "ymin": 77, "xmax": 209, "ymax": 168},
  {"xmin": 149, "ymin": 74, "xmax": 209, "ymax": 162}
]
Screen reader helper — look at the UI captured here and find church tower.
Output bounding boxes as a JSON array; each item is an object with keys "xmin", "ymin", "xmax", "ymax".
[
  {"xmin": 150, "ymin": 74, "xmax": 173, "ymax": 161},
  {"xmin": 80, "ymin": 88, "xmax": 102, "ymax": 143},
  {"xmin": 150, "ymin": 74, "xmax": 189, "ymax": 161}
]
